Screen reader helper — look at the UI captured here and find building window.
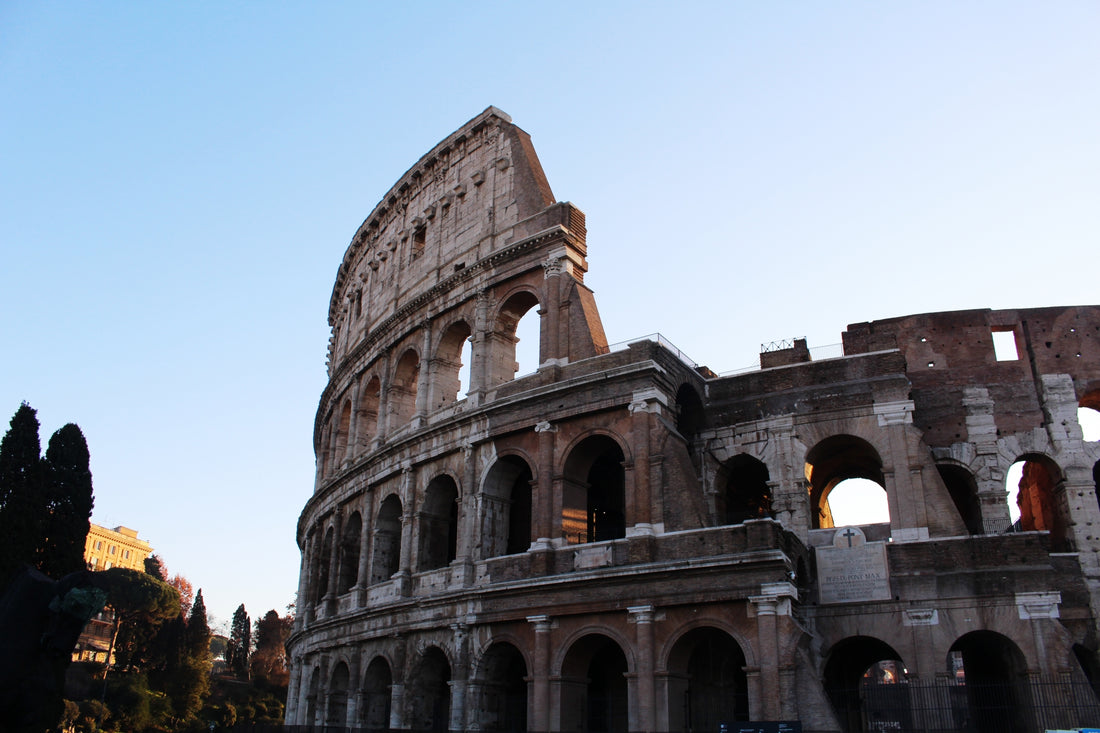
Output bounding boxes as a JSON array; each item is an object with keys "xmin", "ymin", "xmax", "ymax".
[
  {"xmin": 109, "ymin": 545, "xmax": 116, "ymax": 555},
  {"xmin": 96, "ymin": 541, "xmax": 103, "ymax": 551},
  {"xmin": 123, "ymin": 549, "xmax": 130, "ymax": 559},
  {"xmin": 105, "ymin": 561, "xmax": 112, "ymax": 569}
]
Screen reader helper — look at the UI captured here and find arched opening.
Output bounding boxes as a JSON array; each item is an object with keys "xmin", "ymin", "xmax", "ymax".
[
  {"xmin": 433, "ymin": 320, "xmax": 473, "ymax": 410},
  {"xmin": 948, "ymin": 631, "xmax": 1033, "ymax": 733},
  {"xmin": 337, "ymin": 511, "xmax": 361, "ymax": 594},
  {"xmin": 315, "ymin": 527, "xmax": 334, "ymax": 605},
  {"xmin": 1079, "ymin": 390, "xmax": 1100, "ymax": 441},
  {"xmin": 357, "ymin": 375, "xmax": 381, "ymax": 449},
  {"xmin": 370, "ymin": 495, "xmax": 402, "ymax": 584},
  {"xmin": 390, "ymin": 348, "xmax": 420, "ymax": 427},
  {"xmin": 419, "ymin": 475, "xmax": 459, "ymax": 571},
  {"xmin": 492, "ymin": 291, "xmax": 541, "ymax": 386},
  {"xmin": 408, "ymin": 646, "xmax": 451, "ymax": 733},
  {"xmin": 1005, "ymin": 454, "xmax": 1066, "ymax": 547},
  {"xmin": 823, "ymin": 636, "xmax": 910, "ymax": 733},
  {"xmin": 560, "ymin": 634, "xmax": 629, "ymax": 733},
  {"xmin": 666, "ymin": 628, "xmax": 749, "ymax": 732},
  {"xmin": 305, "ymin": 666, "xmax": 320, "ymax": 725},
  {"xmin": 481, "ymin": 455, "xmax": 533, "ymax": 558},
  {"xmin": 937, "ymin": 463, "xmax": 983, "ymax": 535},
  {"xmin": 327, "ymin": 661, "xmax": 350, "ymax": 727},
  {"xmin": 474, "ymin": 642, "xmax": 528, "ymax": 732},
  {"xmin": 562, "ymin": 435, "xmax": 626, "ymax": 544},
  {"xmin": 675, "ymin": 384, "xmax": 704, "ymax": 449},
  {"xmin": 362, "ymin": 656, "xmax": 392, "ymax": 731},
  {"xmin": 716, "ymin": 454, "xmax": 773, "ymax": 525},
  {"xmin": 806, "ymin": 436, "xmax": 889, "ymax": 529}
]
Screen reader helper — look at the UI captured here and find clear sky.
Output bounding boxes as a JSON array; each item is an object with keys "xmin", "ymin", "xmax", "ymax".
[{"xmin": 2, "ymin": 2, "xmax": 1098, "ymax": 629}]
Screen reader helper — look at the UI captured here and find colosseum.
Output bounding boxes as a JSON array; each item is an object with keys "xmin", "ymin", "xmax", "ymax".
[{"xmin": 286, "ymin": 107, "xmax": 1100, "ymax": 733}]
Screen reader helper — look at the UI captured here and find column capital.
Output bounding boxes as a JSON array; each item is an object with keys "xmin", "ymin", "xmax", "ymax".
[
  {"xmin": 627, "ymin": 605, "xmax": 656, "ymax": 624},
  {"xmin": 527, "ymin": 614, "xmax": 554, "ymax": 632}
]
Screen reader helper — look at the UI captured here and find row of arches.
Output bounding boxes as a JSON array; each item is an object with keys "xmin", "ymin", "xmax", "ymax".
[
  {"xmin": 824, "ymin": 631, "xmax": 1100, "ymax": 733},
  {"xmin": 305, "ymin": 434, "xmax": 635, "ymax": 605},
  {"xmin": 320, "ymin": 291, "xmax": 542, "ymax": 479},
  {"xmin": 309, "ymin": 428, "xmax": 1100, "ymax": 608},
  {"xmin": 299, "ymin": 626, "xmax": 1084, "ymax": 732},
  {"xmin": 299, "ymin": 626, "xmax": 748, "ymax": 732}
]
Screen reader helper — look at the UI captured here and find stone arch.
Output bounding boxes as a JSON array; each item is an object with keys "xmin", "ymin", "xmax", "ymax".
[
  {"xmin": 559, "ymin": 633, "xmax": 631, "ymax": 733},
  {"xmin": 675, "ymin": 383, "xmax": 704, "ymax": 446},
  {"xmin": 1007, "ymin": 453, "xmax": 1067, "ymax": 546},
  {"xmin": 327, "ymin": 660, "xmax": 350, "ymax": 727},
  {"xmin": 665, "ymin": 626, "xmax": 749, "ymax": 731},
  {"xmin": 361, "ymin": 655, "xmax": 392, "ymax": 730},
  {"xmin": 1080, "ymin": 387, "xmax": 1100, "ymax": 441},
  {"xmin": 406, "ymin": 645, "xmax": 452, "ymax": 733},
  {"xmin": 431, "ymin": 318, "xmax": 473, "ymax": 410},
  {"xmin": 357, "ymin": 373, "xmax": 382, "ymax": 449},
  {"xmin": 948, "ymin": 630, "xmax": 1034, "ymax": 733},
  {"xmin": 472, "ymin": 641, "xmax": 529, "ymax": 732},
  {"xmin": 805, "ymin": 434, "xmax": 888, "ymax": 529},
  {"xmin": 337, "ymin": 511, "xmax": 361, "ymax": 594},
  {"xmin": 823, "ymin": 636, "xmax": 910, "ymax": 733},
  {"xmin": 716, "ymin": 454, "xmax": 773, "ymax": 525},
  {"xmin": 389, "ymin": 347, "xmax": 421, "ymax": 428},
  {"xmin": 562, "ymin": 433, "xmax": 628, "ymax": 544},
  {"xmin": 418, "ymin": 474, "xmax": 459, "ymax": 571},
  {"xmin": 488, "ymin": 289, "xmax": 541, "ymax": 387},
  {"xmin": 937, "ymin": 461, "xmax": 983, "ymax": 535},
  {"xmin": 370, "ymin": 494, "xmax": 402, "ymax": 584},
  {"xmin": 304, "ymin": 663, "xmax": 322, "ymax": 725},
  {"xmin": 481, "ymin": 454, "xmax": 534, "ymax": 558}
]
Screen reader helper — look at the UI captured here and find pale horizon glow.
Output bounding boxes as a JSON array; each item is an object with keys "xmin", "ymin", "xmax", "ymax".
[{"xmin": 2, "ymin": 3, "xmax": 1098, "ymax": 627}]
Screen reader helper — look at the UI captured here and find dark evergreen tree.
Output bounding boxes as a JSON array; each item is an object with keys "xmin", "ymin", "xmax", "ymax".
[
  {"xmin": 226, "ymin": 604, "xmax": 251, "ymax": 679},
  {"xmin": 0, "ymin": 403, "xmax": 44, "ymax": 587},
  {"xmin": 145, "ymin": 554, "xmax": 166, "ymax": 581},
  {"xmin": 186, "ymin": 589, "xmax": 211, "ymax": 659},
  {"xmin": 40, "ymin": 423, "xmax": 94, "ymax": 579}
]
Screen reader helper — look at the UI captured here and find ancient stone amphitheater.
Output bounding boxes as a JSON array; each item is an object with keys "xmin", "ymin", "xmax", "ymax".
[{"xmin": 286, "ymin": 107, "xmax": 1100, "ymax": 733}]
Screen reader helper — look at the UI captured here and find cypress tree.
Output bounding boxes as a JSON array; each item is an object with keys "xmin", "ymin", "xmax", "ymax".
[
  {"xmin": 0, "ymin": 403, "xmax": 44, "ymax": 587},
  {"xmin": 227, "ymin": 604, "xmax": 251, "ymax": 679},
  {"xmin": 41, "ymin": 423, "xmax": 94, "ymax": 579},
  {"xmin": 186, "ymin": 590, "xmax": 211, "ymax": 659}
]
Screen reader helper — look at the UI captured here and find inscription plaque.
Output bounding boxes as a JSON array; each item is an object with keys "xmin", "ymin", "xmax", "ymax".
[{"xmin": 816, "ymin": 526, "xmax": 891, "ymax": 604}]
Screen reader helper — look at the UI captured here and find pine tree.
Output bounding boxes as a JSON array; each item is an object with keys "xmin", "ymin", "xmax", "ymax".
[
  {"xmin": 251, "ymin": 609, "xmax": 292, "ymax": 689},
  {"xmin": 0, "ymin": 403, "xmax": 44, "ymax": 587},
  {"xmin": 226, "ymin": 604, "xmax": 251, "ymax": 679},
  {"xmin": 40, "ymin": 423, "xmax": 94, "ymax": 579},
  {"xmin": 186, "ymin": 590, "xmax": 211, "ymax": 659}
]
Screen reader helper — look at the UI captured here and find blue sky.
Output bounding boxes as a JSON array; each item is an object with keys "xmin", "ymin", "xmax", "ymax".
[{"xmin": 2, "ymin": 2, "xmax": 1098, "ymax": 628}]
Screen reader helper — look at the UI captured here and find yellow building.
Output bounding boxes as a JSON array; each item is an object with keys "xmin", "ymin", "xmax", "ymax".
[
  {"xmin": 84, "ymin": 524, "xmax": 151, "ymax": 571},
  {"xmin": 73, "ymin": 524, "xmax": 154, "ymax": 663}
]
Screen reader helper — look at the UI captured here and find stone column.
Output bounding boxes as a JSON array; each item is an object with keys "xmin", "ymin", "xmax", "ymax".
[
  {"xmin": 528, "ymin": 615, "xmax": 553, "ymax": 733},
  {"xmin": 396, "ymin": 466, "xmax": 414, "ymax": 596},
  {"xmin": 325, "ymin": 509, "xmax": 343, "ymax": 607},
  {"xmin": 391, "ymin": 635, "xmax": 408, "ymax": 730},
  {"xmin": 450, "ymin": 623, "xmax": 470, "ymax": 731},
  {"xmin": 377, "ymin": 353, "xmax": 392, "ymax": 442},
  {"xmin": 963, "ymin": 388, "xmax": 1012, "ymax": 533},
  {"xmin": 346, "ymin": 651, "xmax": 362, "ymax": 726},
  {"xmin": 873, "ymin": 400, "xmax": 920, "ymax": 531},
  {"xmin": 355, "ymin": 491, "xmax": 373, "ymax": 603},
  {"xmin": 532, "ymin": 422, "xmax": 557, "ymax": 550},
  {"xmin": 627, "ymin": 390, "xmax": 667, "ymax": 535},
  {"xmin": 285, "ymin": 656, "xmax": 300, "ymax": 723},
  {"xmin": 749, "ymin": 583, "xmax": 797, "ymax": 721},
  {"xmin": 346, "ymin": 378, "xmax": 360, "ymax": 465},
  {"xmin": 294, "ymin": 534, "xmax": 311, "ymax": 629},
  {"xmin": 453, "ymin": 444, "xmax": 477, "ymax": 586},
  {"xmin": 466, "ymin": 290, "xmax": 491, "ymax": 405},
  {"xmin": 413, "ymin": 321, "xmax": 432, "ymax": 426},
  {"xmin": 1018, "ymin": 592, "xmax": 1062, "ymax": 674},
  {"xmin": 541, "ymin": 255, "xmax": 564, "ymax": 364},
  {"xmin": 629, "ymin": 605, "xmax": 657, "ymax": 733}
]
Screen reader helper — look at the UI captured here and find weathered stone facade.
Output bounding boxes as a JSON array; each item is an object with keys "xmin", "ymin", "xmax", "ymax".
[{"xmin": 286, "ymin": 107, "xmax": 1100, "ymax": 732}]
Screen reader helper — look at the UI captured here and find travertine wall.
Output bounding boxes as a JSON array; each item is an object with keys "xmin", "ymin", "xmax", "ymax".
[{"xmin": 287, "ymin": 108, "xmax": 1100, "ymax": 732}]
